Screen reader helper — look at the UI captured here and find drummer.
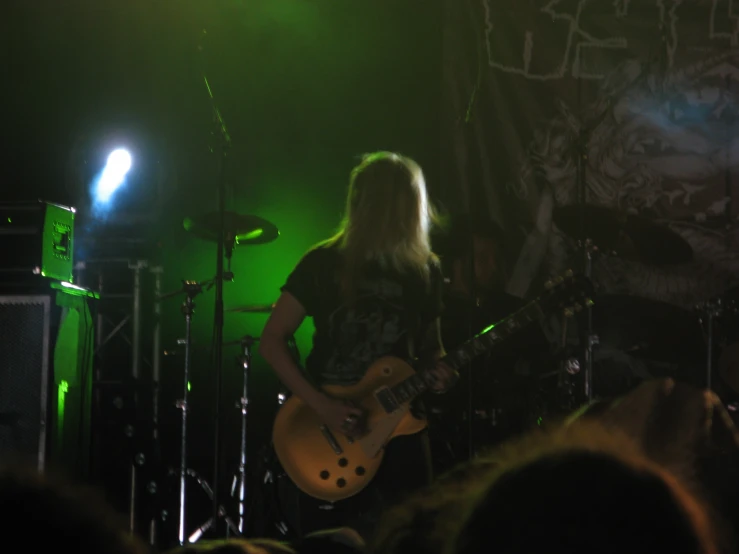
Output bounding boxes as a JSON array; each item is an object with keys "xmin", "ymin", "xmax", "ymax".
[{"xmin": 430, "ymin": 216, "xmax": 551, "ymax": 464}]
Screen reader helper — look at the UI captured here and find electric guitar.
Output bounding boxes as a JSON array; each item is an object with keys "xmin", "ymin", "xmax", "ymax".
[{"xmin": 272, "ymin": 271, "xmax": 594, "ymax": 502}]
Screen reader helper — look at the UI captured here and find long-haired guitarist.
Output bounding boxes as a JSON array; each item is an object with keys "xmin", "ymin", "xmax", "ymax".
[{"xmin": 259, "ymin": 151, "xmax": 457, "ymax": 534}]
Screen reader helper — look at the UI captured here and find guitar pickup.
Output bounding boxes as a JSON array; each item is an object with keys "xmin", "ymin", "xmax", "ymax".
[
  {"xmin": 320, "ymin": 425, "xmax": 343, "ymax": 455},
  {"xmin": 374, "ymin": 387, "xmax": 400, "ymax": 413}
]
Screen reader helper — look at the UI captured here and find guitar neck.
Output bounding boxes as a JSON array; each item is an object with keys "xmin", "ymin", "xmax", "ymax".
[
  {"xmin": 442, "ymin": 301, "xmax": 544, "ymax": 372},
  {"xmin": 388, "ymin": 298, "xmax": 545, "ymax": 405}
]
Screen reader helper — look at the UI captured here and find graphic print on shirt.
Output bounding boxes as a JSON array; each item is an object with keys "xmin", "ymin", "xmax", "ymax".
[{"xmin": 322, "ymin": 277, "xmax": 407, "ymax": 385}]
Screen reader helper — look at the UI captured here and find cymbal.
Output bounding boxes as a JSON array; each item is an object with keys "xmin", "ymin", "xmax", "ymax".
[
  {"xmin": 223, "ymin": 336, "xmax": 260, "ymax": 347},
  {"xmin": 225, "ymin": 303, "xmax": 274, "ymax": 313},
  {"xmin": 591, "ymin": 294, "xmax": 704, "ymax": 364},
  {"xmin": 183, "ymin": 211, "xmax": 279, "ymax": 246},
  {"xmin": 553, "ymin": 205, "xmax": 692, "ymax": 265}
]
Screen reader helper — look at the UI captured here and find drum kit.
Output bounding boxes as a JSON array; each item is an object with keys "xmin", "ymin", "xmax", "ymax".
[{"xmin": 549, "ymin": 203, "xmax": 730, "ymax": 396}]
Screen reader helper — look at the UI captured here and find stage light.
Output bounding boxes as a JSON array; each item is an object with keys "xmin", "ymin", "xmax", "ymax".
[{"xmin": 94, "ymin": 148, "xmax": 132, "ymax": 204}]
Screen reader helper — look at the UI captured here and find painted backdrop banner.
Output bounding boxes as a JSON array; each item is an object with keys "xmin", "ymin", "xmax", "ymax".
[{"xmin": 441, "ymin": 0, "xmax": 739, "ymax": 309}]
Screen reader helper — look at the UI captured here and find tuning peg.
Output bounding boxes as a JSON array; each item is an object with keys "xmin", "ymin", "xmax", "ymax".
[
  {"xmin": 544, "ymin": 280, "xmax": 553, "ymax": 290},
  {"xmin": 573, "ymin": 303, "xmax": 583, "ymax": 312},
  {"xmin": 585, "ymin": 298, "xmax": 595, "ymax": 307},
  {"xmin": 554, "ymin": 275, "xmax": 564, "ymax": 284},
  {"xmin": 563, "ymin": 307, "xmax": 575, "ymax": 318},
  {"xmin": 564, "ymin": 269, "xmax": 574, "ymax": 278}
]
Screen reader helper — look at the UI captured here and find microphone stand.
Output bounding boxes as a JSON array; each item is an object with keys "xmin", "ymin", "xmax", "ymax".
[{"xmin": 198, "ymin": 28, "xmax": 232, "ymax": 533}]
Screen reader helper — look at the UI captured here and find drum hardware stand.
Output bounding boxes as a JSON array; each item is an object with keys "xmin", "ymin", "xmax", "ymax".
[
  {"xmin": 574, "ymin": 70, "xmax": 611, "ymax": 403},
  {"xmin": 232, "ymin": 335, "xmax": 256, "ymax": 534},
  {"xmin": 188, "ymin": 335, "xmax": 255, "ymax": 540},
  {"xmin": 174, "ymin": 468, "xmax": 240, "ymax": 544},
  {"xmin": 697, "ymin": 298, "xmax": 723, "ymax": 391},
  {"xmin": 581, "ymin": 240, "xmax": 599, "ymax": 402},
  {"xmin": 575, "ymin": 114, "xmax": 592, "ymax": 402},
  {"xmin": 159, "ymin": 279, "xmax": 212, "ymax": 545},
  {"xmin": 557, "ymin": 308, "xmax": 579, "ymax": 411}
]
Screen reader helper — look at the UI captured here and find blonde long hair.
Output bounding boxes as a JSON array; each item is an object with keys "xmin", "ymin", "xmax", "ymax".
[{"xmin": 327, "ymin": 151, "xmax": 436, "ymax": 297}]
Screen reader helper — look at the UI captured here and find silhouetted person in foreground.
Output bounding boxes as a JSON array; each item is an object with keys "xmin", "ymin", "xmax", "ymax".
[
  {"xmin": 0, "ymin": 465, "xmax": 148, "ymax": 554},
  {"xmin": 373, "ymin": 414, "xmax": 726, "ymax": 554}
]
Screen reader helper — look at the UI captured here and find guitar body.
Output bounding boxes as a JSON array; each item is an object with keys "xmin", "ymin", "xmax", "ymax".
[
  {"xmin": 272, "ymin": 271, "xmax": 593, "ymax": 503},
  {"xmin": 272, "ymin": 356, "xmax": 427, "ymax": 502}
]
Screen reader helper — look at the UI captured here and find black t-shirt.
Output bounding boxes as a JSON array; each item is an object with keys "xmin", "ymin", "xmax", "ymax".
[{"xmin": 281, "ymin": 243, "xmax": 444, "ymax": 386}]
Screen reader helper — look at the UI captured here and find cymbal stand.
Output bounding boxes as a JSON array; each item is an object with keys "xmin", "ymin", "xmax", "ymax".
[
  {"xmin": 581, "ymin": 240, "xmax": 599, "ymax": 402},
  {"xmin": 177, "ymin": 281, "xmax": 203, "ymax": 545},
  {"xmin": 575, "ymin": 117, "xmax": 599, "ymax": 402},
  {"xmin": 697, "ymin": 298, "xmax": 723, "ymax": 391},
  {"xmin": 232, "ymin": 335, "xmax": 256, "ymax": 534},
  {"xmin": 574, "ymin": 70, "xmax": 609, "ymax": 403}
]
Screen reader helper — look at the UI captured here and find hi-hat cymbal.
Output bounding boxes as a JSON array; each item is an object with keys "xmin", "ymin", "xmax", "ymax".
[
  {"xmin": 226, "ymin": 303, "xmax": 275, "ymax": 314},
  {"xmin": 553, "ymin": 205, "xmax": 692, "ymax": 265},
  {"xmin": 183, "ymin": 211, "xmax": 279, "ymax": 246},
  {"xmin": 223, "ymin": 336, "xmax": 260, "ymax": 347}
]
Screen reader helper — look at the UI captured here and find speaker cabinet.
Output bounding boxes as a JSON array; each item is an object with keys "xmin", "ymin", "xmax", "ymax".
[{"xmin": 0, "ymin": 295, "xmax": 51, "ymax": 470}]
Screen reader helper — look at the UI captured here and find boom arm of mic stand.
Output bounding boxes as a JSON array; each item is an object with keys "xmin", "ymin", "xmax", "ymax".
[{"xmin": 203, "ymin": 75, "xmax": 231, "ymax": 148}]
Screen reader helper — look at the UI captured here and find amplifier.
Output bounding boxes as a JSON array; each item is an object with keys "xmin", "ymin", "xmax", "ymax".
[
  {"xmin": 0, "ymin": 287, "xmax": 96, "ymax": 475},
  {"xmin": 0, "ymin": 295, "xmax": 51, "ymax": 470},
  {"xmin": 0, "ymin": 201, "xmax": 75, "ymax": 282}
]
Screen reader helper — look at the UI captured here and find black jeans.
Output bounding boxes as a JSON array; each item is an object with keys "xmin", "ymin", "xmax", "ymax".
[{"xmin": 279, "ymin": 430, "xmax": 433, "ymax": 540}]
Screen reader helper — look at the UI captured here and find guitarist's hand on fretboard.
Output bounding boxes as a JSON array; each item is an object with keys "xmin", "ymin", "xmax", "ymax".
[{"xmin": 427, "ymin": 360, "xmax": 459, "ymax": 393}]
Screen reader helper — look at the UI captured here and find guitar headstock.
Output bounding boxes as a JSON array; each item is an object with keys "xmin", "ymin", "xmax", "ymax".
[{"xmin": 539, "ymin": 270, "xmax": 595, "ymax": 317}]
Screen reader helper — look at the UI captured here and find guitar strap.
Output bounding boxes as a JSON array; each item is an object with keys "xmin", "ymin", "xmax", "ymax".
[{"xmin": 403, "ymin": 262, "xmax": 438, "ymax": 421}]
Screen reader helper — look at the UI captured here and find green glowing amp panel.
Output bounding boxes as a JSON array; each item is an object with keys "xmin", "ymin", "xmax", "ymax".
[{"xmin": 0, "ymin": 200, "xmax": 76, "ymax": 283}]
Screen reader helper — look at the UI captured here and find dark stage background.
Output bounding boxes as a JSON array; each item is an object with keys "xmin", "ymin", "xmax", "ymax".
[{"xmin": 442, "ymin": 0, "xmax": 739, "ymax": 307}]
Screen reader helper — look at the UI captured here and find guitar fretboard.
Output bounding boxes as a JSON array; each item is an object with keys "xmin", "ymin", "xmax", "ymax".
[{"xmin": 387, "ymin": 300, "xmax": 545, "ymax": 405}]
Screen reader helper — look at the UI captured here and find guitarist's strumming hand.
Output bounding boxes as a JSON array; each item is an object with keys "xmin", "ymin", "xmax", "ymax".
[
  {"xmin": 428, "ymin": 360, "xmax": 458, "ymax": 393},
  {"xmin": 315, "ymin": 395, "xmax": 366, "ymax": 438}
]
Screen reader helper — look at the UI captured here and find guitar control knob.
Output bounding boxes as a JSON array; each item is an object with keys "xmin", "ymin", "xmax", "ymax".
[
  {"xmin": 355, "ymin": 466, "xmax": 366, "ymax": 476},
  {"xmin": 320, "ymin": 471, "xmax": 330, "ymax": 480},
  {"xmin": 338, "ymin": 458, "xmax": 348, "ymax": 467},
  {"xmin": 336, "ymin": 478, "xmax": 347, "ymax": 488},
  {"xmin": 564, "ymin": 357, "xmax": 580, "ymax": 375}
]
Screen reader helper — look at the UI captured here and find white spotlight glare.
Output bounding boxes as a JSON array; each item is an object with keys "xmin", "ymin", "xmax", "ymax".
[
  {"xmin": 107, "ymin": 148, "xmax": 132, "ymax": 174},
  {"xmin": 95, "ymin": 148, "xmax": 132, "ymax": 204}
]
